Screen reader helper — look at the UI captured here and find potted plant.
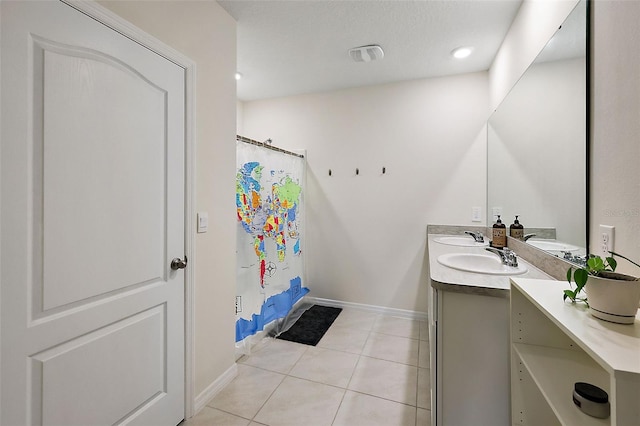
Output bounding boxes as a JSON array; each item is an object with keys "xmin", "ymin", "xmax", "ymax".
[{"xmin": 565, "ymin": 252, "xmax": 640, "ymax": 324}]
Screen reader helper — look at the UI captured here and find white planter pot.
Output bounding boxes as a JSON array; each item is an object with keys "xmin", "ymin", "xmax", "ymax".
[{"xmin": 586, "ymin": 273, "xmax": 640, "ymax": 324}]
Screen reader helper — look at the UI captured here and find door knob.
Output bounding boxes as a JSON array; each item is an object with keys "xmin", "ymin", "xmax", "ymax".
[{"xmin": 171, "ymin": 256, "xmax": 188, "ymax": 270}]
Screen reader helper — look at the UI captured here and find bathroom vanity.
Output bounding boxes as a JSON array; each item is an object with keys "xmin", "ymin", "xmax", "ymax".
[
  {"xmin": 427, "ymin": 231, "xmax": 551, "ymax": 426},
  {"xmin": 428, "ymin": 228, "xmax": 640, "ymax": 426}
]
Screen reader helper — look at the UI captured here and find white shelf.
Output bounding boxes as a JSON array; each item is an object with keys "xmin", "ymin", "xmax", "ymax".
[
  {"xmin": 514, "ymin": 343, "xmax": 610, "ymax": 426},
  {"xmin": 510, "ymin": 279, "xmax": 640, "ymax": 425},
  {"xmin": 511, "ymin": 278, "xmax": 640, "ymax": 375}
]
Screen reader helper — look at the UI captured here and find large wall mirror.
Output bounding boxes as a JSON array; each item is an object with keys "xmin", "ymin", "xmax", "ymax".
[{"xmin": 487, "ymin": 0, "xmax": 587, "ymax": 260}]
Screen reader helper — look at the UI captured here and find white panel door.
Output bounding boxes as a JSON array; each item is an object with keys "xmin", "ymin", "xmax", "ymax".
[{"xmin": 1, "ymin": 1, "xmax": 186, "ymax": 425}]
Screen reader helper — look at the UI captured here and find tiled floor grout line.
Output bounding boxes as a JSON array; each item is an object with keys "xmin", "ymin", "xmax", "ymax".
[
  {"xmin": 329, "ymin": 386, "xmax": 348, "ymax": 426},
  {"xmin": 248, "ymin": 366, "xmax": 288, "ymax": 425}
]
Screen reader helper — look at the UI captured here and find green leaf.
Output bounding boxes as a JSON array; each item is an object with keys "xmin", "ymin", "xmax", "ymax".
[
  {"xmin": 606, "ymin": 257, "xmax": 617, "ymax": 271},
  {"xmin": 563, "ymin": 289, "xmax": 576, "ymax": 301},
  {"xmin": 589, "ymin": 256, "xmax": 604, "ymax": 272},
  {"xmin": 574, "ymin": 268, "xmax": 589, "ymax": 286},
  {"xmin": 566, "ymin": 268, "xmax": 573, "ymax": 283}
]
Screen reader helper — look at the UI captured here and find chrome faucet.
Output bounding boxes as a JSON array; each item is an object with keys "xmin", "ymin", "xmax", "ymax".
[
  {"xmin": 523, "ymin": 233, "xmax": 536, "ymax": 242},
  {"xmin": 485, "ymin": 247, "xmax": 519, "ymax": 267},
  {"xmin": 562, "ymin": 252, "xmax": 587, "ymax": 268},
  {"xmin": 464, "ymin": 231, "xmax": 484, "ymax": 243}
]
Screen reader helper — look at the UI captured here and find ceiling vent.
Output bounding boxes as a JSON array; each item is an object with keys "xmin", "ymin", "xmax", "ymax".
[{"xmin": 349, "ymin": 45, "xmax": 384, "ymax": 63}]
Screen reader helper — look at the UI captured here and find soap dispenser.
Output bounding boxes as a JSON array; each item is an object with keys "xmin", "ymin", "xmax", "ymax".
[
  {"xmin": 510, "ymin": 215, "xmax": 524, "ymax": 240},
  {"xmin": 492, "ymin": 215, "xmax": 507, "ymax": 248}
]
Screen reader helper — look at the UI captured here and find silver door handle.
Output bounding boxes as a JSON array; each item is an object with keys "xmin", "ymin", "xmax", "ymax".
[{"xmin": 171, "ymin": 256, "xmax": 188, "ymax": 270}]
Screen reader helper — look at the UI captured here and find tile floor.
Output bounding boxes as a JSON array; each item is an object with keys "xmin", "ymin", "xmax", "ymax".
[{"xmin": 184, "ymin": 308, "xmax": 431, "ymax": 426}]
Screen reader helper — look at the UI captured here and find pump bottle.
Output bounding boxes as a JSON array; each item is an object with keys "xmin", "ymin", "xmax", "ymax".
[
  {"xmin": 492, "ymin": 215, "xmax": 507, "ymax": 248},
  {"xmin": 510, "ymin": 216, "xmax": 524, "ymax": 240}
]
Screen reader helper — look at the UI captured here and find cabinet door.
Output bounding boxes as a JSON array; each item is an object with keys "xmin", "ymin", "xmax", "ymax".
[{"xmin": 439, "ymin": 291, "xmax": 510, "ymax": 426}]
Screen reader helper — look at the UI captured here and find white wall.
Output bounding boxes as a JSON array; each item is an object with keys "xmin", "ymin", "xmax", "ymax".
[
  {"xmin": 237, "ymin": 100, "xmax": 244, "ymax": 134},
  {"xmin": 590, "ymin": 1, "xmax": 640, "ymax": 274},
  {"xmin": 242, "ymin": 74, "xmax": 489, "ymax": 313},
  {"xmin": 489, "ymin": 0, "xmax": 579, "ymax": 110},
  {"xmin": 99, "ymin": 0, "xmax": 238, "ymax": 398}
]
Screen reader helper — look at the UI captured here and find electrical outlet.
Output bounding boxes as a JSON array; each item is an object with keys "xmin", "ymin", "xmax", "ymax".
[
  {"xmin": 600, "ymin": 225, "xmax": 615, "ymax": 257},
  {"xmin": 235, "ymin": 296, "xmax": 242, "ymax": 314},
  {"xmin": 472, "ymin": 207, "xmax": 482, "ymax": 222}
]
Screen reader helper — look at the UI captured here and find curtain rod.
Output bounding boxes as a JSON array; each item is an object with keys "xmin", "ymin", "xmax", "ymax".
[{"xmin": 236, "ymin": 135, "xmax": 304, "ymax": 159}]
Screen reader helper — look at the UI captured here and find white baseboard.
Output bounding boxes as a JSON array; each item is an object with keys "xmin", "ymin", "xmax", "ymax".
[
  {"xmin": 192, "ymin": 363, "xmax": 238, "ymax": 416},
  {"xmin": 306, "ymin": 296, "xmax": 428, "ymax": 322}
]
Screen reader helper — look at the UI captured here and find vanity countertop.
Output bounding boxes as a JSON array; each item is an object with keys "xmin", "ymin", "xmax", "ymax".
[{"xmin": 428, "ymin": 233, "xmax": 553, "ymax": 297}]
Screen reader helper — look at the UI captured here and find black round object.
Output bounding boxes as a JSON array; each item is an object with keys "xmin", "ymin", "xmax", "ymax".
[{"xmin": 574, "ymin": 382, "xmax": 609, "ymax": 403}]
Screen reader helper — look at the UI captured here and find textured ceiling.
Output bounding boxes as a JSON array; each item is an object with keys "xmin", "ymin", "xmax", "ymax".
[{"xmin": 218, "ymin": 0, "xmax": 524, "ymax": 101}]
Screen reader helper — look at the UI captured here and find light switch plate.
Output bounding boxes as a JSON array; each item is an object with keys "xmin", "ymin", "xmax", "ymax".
[
  {"xmin": 472, "ymin": 207, "xmax": 482, "ymax": 222},
  {"xmin": 197, "ymin": 212, "xmax": 208, "ymax": 233}
]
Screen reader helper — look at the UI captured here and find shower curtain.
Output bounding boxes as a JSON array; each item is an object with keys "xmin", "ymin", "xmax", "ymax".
[{"xmin": 235, "ymin": 140, "xmax": 307, "ymax": 349}]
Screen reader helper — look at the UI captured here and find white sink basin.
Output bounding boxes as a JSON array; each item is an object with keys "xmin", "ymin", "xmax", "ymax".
[
  {"xmin": 433, "ymin": 236, "xmax": 489, "ymax": 247},
  {"xmin": 527, "ymin": 239, "xmax": 580, "ymax": 252},
  {"xmin": 437, "ymin": 253, "xmax": 528, "ymax": 275}
]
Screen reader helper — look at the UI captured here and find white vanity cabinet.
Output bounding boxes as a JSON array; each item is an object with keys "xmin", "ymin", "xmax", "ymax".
[
  {"xmin": 510, "ymin": 279, "xmax": 640, "ymax": 425},
  {"xmin": 435, "ymin": 289, "xmax": 511, "ymax": 426}
]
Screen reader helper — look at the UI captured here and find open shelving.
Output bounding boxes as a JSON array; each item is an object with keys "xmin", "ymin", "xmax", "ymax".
[{"xmin": 510, "ymin": 279, "xmax": 640, "ymax": 426}]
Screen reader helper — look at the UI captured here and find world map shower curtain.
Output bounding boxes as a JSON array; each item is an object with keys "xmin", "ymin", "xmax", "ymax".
[{"xmin": 235, "ymin": 140, "xmax": 307, "ymax": 345}]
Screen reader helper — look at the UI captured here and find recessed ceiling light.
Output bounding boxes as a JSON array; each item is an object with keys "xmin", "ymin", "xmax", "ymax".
[
  {"xmin": 451, "ymin": 47, "xmax": 473, "ymax": 59},
  {"xmin": 235, "ymin": 72, "xmax": 243, "ymax": 81}
]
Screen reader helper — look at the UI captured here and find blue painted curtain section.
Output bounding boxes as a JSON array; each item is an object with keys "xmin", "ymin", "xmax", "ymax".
[{"xmin": 235, "ymin": 141, "xmax": 306, "ymax": 342}]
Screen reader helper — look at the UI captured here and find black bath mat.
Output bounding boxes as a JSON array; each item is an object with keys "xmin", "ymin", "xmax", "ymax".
[{"xmin": 277, "ymin": 305, "xmax": 342, "ymax": 346}]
